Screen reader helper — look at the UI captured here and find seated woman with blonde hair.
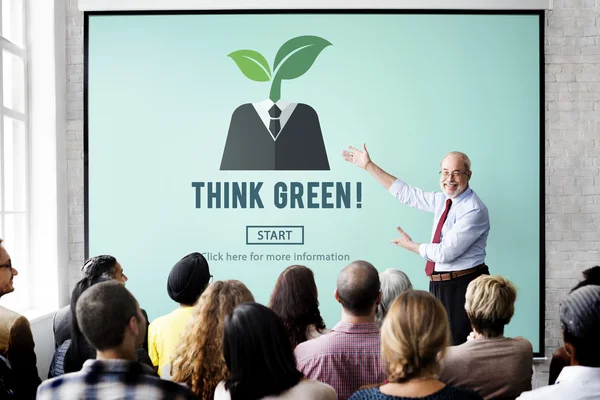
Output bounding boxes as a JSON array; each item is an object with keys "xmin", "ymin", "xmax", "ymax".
[
  {"xmin": 169, "ymin": 280, "xmax": 254, "ymax": 399},
  {"xmin": 349, "ymin": 290, "xmax": 481, "ymax": 400},
  {"xmin": 438, "ymin": 275, "xmax": 532, "ymax": 400}
]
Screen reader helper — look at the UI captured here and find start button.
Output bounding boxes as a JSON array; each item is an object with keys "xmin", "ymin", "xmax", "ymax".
[{"xmin": 246, "ymin": 226, "xmax": 304, "ymax": 245}]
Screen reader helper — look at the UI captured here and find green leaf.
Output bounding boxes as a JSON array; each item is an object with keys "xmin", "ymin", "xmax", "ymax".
[
  {"xmin": 272, "ymin": 35, "xmax": 332, "ymax": 80},
  {"xmin": 228, "ymin": 50, "xmax": 272, "ymax": 82}
]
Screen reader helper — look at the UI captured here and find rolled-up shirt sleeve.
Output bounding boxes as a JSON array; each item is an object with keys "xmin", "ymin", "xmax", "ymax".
[
  {"xmin": 419, "ymin": 244, "xmax": 429, "ymax": 259},
  {"xmin": 388, "ymin": 179, "xmax": 438, "ymax": 213},
  {"xmin": 419, "ymin": 207, "xmax": 488, "ymax": 264}
]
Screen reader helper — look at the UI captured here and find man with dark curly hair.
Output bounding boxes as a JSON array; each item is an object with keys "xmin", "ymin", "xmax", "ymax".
[{"xmin": 37, "ymin": 281, "xmax": 195, "ymax": 399}]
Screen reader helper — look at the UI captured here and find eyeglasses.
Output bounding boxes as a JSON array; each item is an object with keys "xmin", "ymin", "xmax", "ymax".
[
  {"xmin": 0, "ymin": 259, "xmax": 12, "ymax": 269},
  {"xmin": 439, "ymin": 170, "xmax": 468, "ymax": 179}
]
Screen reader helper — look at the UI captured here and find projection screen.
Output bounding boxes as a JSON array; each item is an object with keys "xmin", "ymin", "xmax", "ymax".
[{"xmin": 85, "ymin": 10, "xmax": 544, "ymax": 354}]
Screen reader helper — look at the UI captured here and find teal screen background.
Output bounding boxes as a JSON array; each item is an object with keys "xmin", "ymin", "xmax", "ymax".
[{"xmin": 87, "ymin": 13, "xmax": 542, "ymax": 352}]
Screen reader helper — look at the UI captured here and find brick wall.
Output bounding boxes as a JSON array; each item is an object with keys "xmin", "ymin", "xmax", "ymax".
[
  {"xmin": 65, "ymin": 0, "xmax": 84, "ymax": 290},
  {"xmin": 64, "ymin": 0, "xmax": 600, "ymax": 371},
  {"xmin": 544, "ymin": 0, "xmax": 600, "ymax": 360}
]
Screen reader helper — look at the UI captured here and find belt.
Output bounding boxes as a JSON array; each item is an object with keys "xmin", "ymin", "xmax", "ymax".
[{"xmin": 429, "ymin": 264, "xmax": 486, "ymax": 282}]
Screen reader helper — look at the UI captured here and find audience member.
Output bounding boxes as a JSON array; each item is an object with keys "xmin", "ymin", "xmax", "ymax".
[
  {"xmin": 438, "ymin": 275, "xmax": 532, "ymax": 399},
  {"xmin": 149, "ymin": 252, "xmax": 212, "ymax": 376},
  {"xmin": 376, "ymin": 268, "xmax": 412, "ymax": 327},
  {"xmin": 0, "ymin": 238, "xmax": 41, "ymax": 399},
  {"xmin": 0, "ymin": 353, "xmax": 15, "ymax": 399},
  {"xmin": 517, "ymin": 285, "xmax": 600, "ymax": 399},
  {"xmin": 548, "ymin": 266, "xmax": 600, "ymax": 385},
  {"xmin": 350, "ymin": 290, "xmax": 481, "ymax": 400},
  {"xmin": 53, "ymin": 255, "xmax": 129, "ymax": 349},
  {"xmin": 269, "ymin": 265, "xmax": 329, "ymax": 347},
  {"xmin": 37, "ymin": 281, "xmax": 195, "ymax": 399},
  {"xmin": 59, "ymin": 274, "xmax": 152, "ymax": 376},
  {"xmin": 170, "ymin": 280, "xmax": 254, "ymax": 398},
  {"xmin": 295, "ymin": 260, "xmax": 385, "ymax": 400},
  {"xmin": 215, "ymin": 302, "xmax": 336, "ymax": 400}
]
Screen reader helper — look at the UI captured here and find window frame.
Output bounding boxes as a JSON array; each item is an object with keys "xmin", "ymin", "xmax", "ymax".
[{"xmin": 0, "ymin": 0, "xmax": 31, "ymax": 312}]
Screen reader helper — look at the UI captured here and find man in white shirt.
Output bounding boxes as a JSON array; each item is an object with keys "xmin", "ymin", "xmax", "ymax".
[
  {"xmin": 342, "ymin": 146, "xmax": 490, "ymax": 344},
  {"xmin": 517, "ymin": 285, "xmax": 600, "ymax": 400}
]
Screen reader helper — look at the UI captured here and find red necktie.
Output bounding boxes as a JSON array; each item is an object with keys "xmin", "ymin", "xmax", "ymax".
[{"xmin": 425, "ymin": 198, "xmax": 452, "ymax": 276}]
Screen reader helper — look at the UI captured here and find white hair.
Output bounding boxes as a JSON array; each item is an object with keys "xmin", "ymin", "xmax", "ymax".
[
  {"xmin": 376, "ymin": 268, "xmax": 413, "ymax": 326},
  {"xmin": 442, "ymin": 151, "xmax": 471, "ymax": 172}
]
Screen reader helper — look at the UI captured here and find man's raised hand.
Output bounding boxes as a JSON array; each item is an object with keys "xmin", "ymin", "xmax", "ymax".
[
  {"xmin": 391, "ymin": 226, "xmax": 413, "ymax": 249},
  {"xmin": 342, "ymin": 144, "xmax": 371, "ymax": 170}
]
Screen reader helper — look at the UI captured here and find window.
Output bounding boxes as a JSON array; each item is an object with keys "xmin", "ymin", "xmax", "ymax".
[{"xmin": 0, "ymin": 0, "xmax": 29, "ymax": 312}]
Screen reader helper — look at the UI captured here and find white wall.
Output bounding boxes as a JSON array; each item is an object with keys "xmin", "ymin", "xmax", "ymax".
[
  {"xmin": 29, "ymin": 314, "xmax": 54, "ymax": 380},
  {"xmin": 22, "ymin": 0, "xmax": 68, "ymax": 382},
  {"xmin": 28, "ymin": 0, "xmax": 70, "ymax": 315},
  {"xmin": 65, "ymin": 0, "xmax": 85, "ymax": 292}
]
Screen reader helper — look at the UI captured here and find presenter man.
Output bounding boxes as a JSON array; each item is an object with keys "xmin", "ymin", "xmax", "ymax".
[{"xmin": 342, "ymin": 145, "xmax": 490, "ymax": 345}]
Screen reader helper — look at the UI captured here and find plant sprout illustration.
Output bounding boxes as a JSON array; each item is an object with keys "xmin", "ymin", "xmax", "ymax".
[
  {"xmin": 227, "ymin": 35, "xmax": 332, "ymax": 102},
  {"xmin": 220, "ymin": 35, "xmax": 331, "ymax": 171}
]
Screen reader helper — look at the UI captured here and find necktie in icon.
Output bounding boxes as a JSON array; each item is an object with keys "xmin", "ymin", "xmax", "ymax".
[{"xmin": 269, "ymin": 104, "xmax": 282, "ymax": 138}]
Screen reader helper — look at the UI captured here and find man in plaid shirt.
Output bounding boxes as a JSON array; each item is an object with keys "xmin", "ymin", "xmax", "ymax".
[
  {"xmin": 295, "ymin": 261, "xmax": 387, "ymax": 400},
  {"xmin": 37, "ymin": 281, "xmax": 195, "ymax": 400}
]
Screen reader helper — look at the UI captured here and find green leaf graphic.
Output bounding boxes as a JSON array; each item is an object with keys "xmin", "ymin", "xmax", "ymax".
[
  {"xmin": 228, "ymin": 50, "xmax": 272, "ymax": 82},
  {"xmin": 272, "ymin": 36, "xmax": 332, "ymax": 80}
]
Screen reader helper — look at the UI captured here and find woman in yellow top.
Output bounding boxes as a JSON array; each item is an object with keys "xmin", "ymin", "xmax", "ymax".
[{"xmin": 148, "ymin": 252, "xmax": 212, "ymax": 376}]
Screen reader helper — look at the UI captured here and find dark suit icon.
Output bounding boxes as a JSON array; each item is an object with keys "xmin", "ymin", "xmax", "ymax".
[
  {"xmin": 223, "ymin": 35, "xmax": 333, "ymax": 171},
  {"xmin": 220, "ymin": 102, "xmax": 329, "ymax": 171}
]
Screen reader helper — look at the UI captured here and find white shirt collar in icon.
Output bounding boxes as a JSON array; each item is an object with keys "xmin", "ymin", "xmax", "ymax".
[{"xmin": 252, "ymin": 99, "xmax": 298, "ymax": 141}]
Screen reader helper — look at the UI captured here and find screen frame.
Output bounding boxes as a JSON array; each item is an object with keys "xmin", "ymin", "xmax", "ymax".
[{"xmin": 83, "ymin": 9, "xmax": 546, "ymax": 357}]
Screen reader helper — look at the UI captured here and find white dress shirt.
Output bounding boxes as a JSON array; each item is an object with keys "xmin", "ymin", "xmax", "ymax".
[
  {"xmin": 252, "ymin": 99, "xmax": 297, "ymax": 141},
  {"xmin": 389, "ymin": 179, "xmax": 490, "ymax": 272},
  {"xmin": 517, "ymin": 366, "xmax": 600, "ymax": 400}
]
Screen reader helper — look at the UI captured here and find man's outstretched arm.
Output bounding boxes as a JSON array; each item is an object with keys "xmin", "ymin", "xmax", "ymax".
[{"xmin": 343, "ymin": 144, "xmax": 438, "ymax": 213}]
